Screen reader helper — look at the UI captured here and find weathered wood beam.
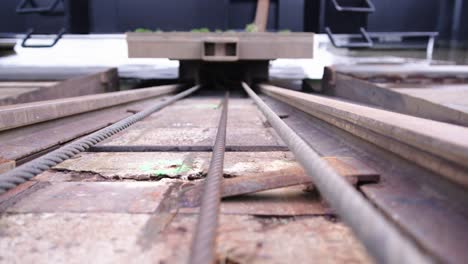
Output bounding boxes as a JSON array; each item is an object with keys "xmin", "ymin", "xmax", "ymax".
[{"xmin": 261, "ymin": 84, "xmax": 468, "ymax": 188}]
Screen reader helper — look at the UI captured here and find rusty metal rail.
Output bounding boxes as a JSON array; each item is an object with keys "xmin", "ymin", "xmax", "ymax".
[
  {"xmin": 189, "ymin": 92, "xmax": 229, "ymax": 264},
  {"xmin": 0, "ymin": 85, "xmax": 200, "ymax": 194},
  {"xmin": 241, "ymin": 82, "xmax": 432, "ymax": 264}
]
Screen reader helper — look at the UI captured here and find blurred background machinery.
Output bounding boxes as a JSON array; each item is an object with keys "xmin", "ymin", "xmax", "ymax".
[{"xmin": 0, "ymin": 0, "xmax": 467, "ymax": 48}]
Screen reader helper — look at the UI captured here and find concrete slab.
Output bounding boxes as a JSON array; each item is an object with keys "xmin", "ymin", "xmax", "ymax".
[
  {"xmin": 6, "ymin": 182, "xmax": 170, "ymax": 213},
  {"xmin": 53, "ymin": 152, "xmax": 298, "ymax": 180},
  {"xmin": 0, "ymin": 213, "xmax": 370, "ymax": 264},
  {"xmin": 100, "ymin": 127, "xmax": 217, "ymax": 146},
  {"xmin": 227, "ymin": 102, "xmax": 267, "ymax": 128},
  {"xmin": 136, "ymin": 214, "xmax": 371, "ymax": 263},
  {"xmin": 144, "ymin": 105, "xmax": 220, "ymax": 128},
  {"xmin": 226, "ymin": 127, "xmax": 283, "ymax": 146},
  {"xmin": 100, "ymin": 97, "xmax": 283, "ymax": 147},
  {"xmin": 0, "ymin": 213, "xmax": 151, "ymax": 264}
]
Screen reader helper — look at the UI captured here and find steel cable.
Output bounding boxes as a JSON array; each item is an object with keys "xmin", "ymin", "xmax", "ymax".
[{"xmin": 189, "ymin": 92, "xmax": 229, "ymax": 264}]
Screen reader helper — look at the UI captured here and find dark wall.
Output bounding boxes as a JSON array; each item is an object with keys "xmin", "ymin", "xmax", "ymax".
[
  {"xmin": 0, "ymin": 0, "xmax": 303, "ymax": 33},
  {"xmin": 368, "ymin": 0, "xmax": 441, "ymax": 32},
  {"xmin": 90, "ymin": 0, "xmax": 302, "ymax": 32},
  {"xmin": 0, "ymin": 0, "xmax": 466, "ymax": 43},
  {"xmin": 0, "ymin": 0, "xmax": 65, "ymax": 34},
  {"xmin": 304, "ymin": 0, "xmax": 468, "ymax": 42}
]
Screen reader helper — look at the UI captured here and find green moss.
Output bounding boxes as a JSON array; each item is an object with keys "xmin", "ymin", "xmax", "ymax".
[
  {"xmin": 135, "ymin": 28, "xmax": 152, "ymax": 33},
  {"xmin": 279, "ymin": 29, "xmax": 291, "ymax": 33},
  {"xmin": 139, "ymin": 160, "xmax": 192, "ymax": 177},
  {"xmin": 215, "ymin": 29, "xmax": 223, "ymax": 33},
  {"xmin": 245, "ymin": 23, "xmax": 258, "ymax": 33},
  {"xmin": 191, "ymin": 27, "xmax": 210, "ymax": 33}
]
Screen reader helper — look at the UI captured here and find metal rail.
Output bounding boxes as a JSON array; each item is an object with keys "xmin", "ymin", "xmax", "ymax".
[
  {"xmin": 0, "ymin": 85, "xmax": 199, "ymax": 194},
  {"xmin": 189, "ymin": 92, "xmax": 229, "ymax": 264},
  {"xmin": 241, "ymin": 82, "xmax": 432, "ymax": 264}
]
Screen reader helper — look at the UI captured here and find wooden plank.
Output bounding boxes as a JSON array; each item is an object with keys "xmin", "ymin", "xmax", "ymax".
[
  {"xmin": 333, "ymin": 64, "xmax": 468, "ymax": 80},
  {"xmin": 261, "ymin": 84, "xmax": 468, "ymax": 188},
  {"xmin": 126, "ymin": 32, "xmax": 314, "ymax": 60},
  {"xmin": 263, "ymin": 96, "xmax": 468, "ymax": 264},
  {"xmin": 0, "ymin": 96, "xmax": 166, "ymax": 162},
  {"xmin": 0, "ymin": 68, "xmax": 119, "ymax": 106},
  {"xmin": 322, "ymin": 70, "xmax": 468, "ymax": 126},
  {"xmin": 0, "ymin": 84, "xmax": 179, "ymax": 131},
  {"xmin": 254, "ymin": 0, "xmax": 270, "ymax": 32},
  {"xmin": 0, "ymin": 66, "xmax": 111, "ymax": 81},
  {"xmin": 0, "ymin": 82, "xmax": 58, "ymax": 87}
]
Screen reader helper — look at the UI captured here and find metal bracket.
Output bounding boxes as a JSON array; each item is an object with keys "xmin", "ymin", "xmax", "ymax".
[
  {"xmin": 16, "ymin": 0, "xmax": 64, "ymax": 15},
  {"xmin": 326, "ymin": 29, "xmax": 438, "ymax": 61},
  {"xmin": 21, "ymin": 28, "xmax": 66, "ymax": 48},
  {"xmin": 202, "ymin": 37, "xmax": 239, "ymax": 62},
  {"xmin": 331, "ymin": 0, "xmax": 375, "ymax": 12},
  {"xmin": 326, "ymin": 27, "xmax": 374, "ymax": 48}
]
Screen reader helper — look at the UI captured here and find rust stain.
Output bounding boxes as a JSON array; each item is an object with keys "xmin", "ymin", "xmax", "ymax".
[
  {"xmin": 0, "ymin": 156, "xmax": 15, "ymax": 174},
  {"xmin": 180, "ymin": 156, "xmax": 379, "ymax": 208},
  {"xmin": 137, "ymin": 182, "xmax": 182, "ymax": 250}
]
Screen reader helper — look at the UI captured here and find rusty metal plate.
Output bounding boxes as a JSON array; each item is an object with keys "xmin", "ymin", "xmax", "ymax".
[
  {"xmin": 219, "ymin": 186, "xmax": 325, "ymax": 216},
  {"xmin": 178, "ymin": 156, "xmax": 378, "ymax": 216},
  {"xmin": 180, "ymin": 156, "xmax": 379, "ymax": 207},
  {"xmin": 6, "ymin": 182, "xmax": 171, "ymax": 213},
  {"xmin": 0, "ymin": 181, "xmax": 38, "ymax": 209},
  {"xmin": 179, "ymin": 186, "xmax": 328, "ymax": 216},
  {"xmin": 0, "ymin": 156, "xmax": 14, "ymax": 173}
]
